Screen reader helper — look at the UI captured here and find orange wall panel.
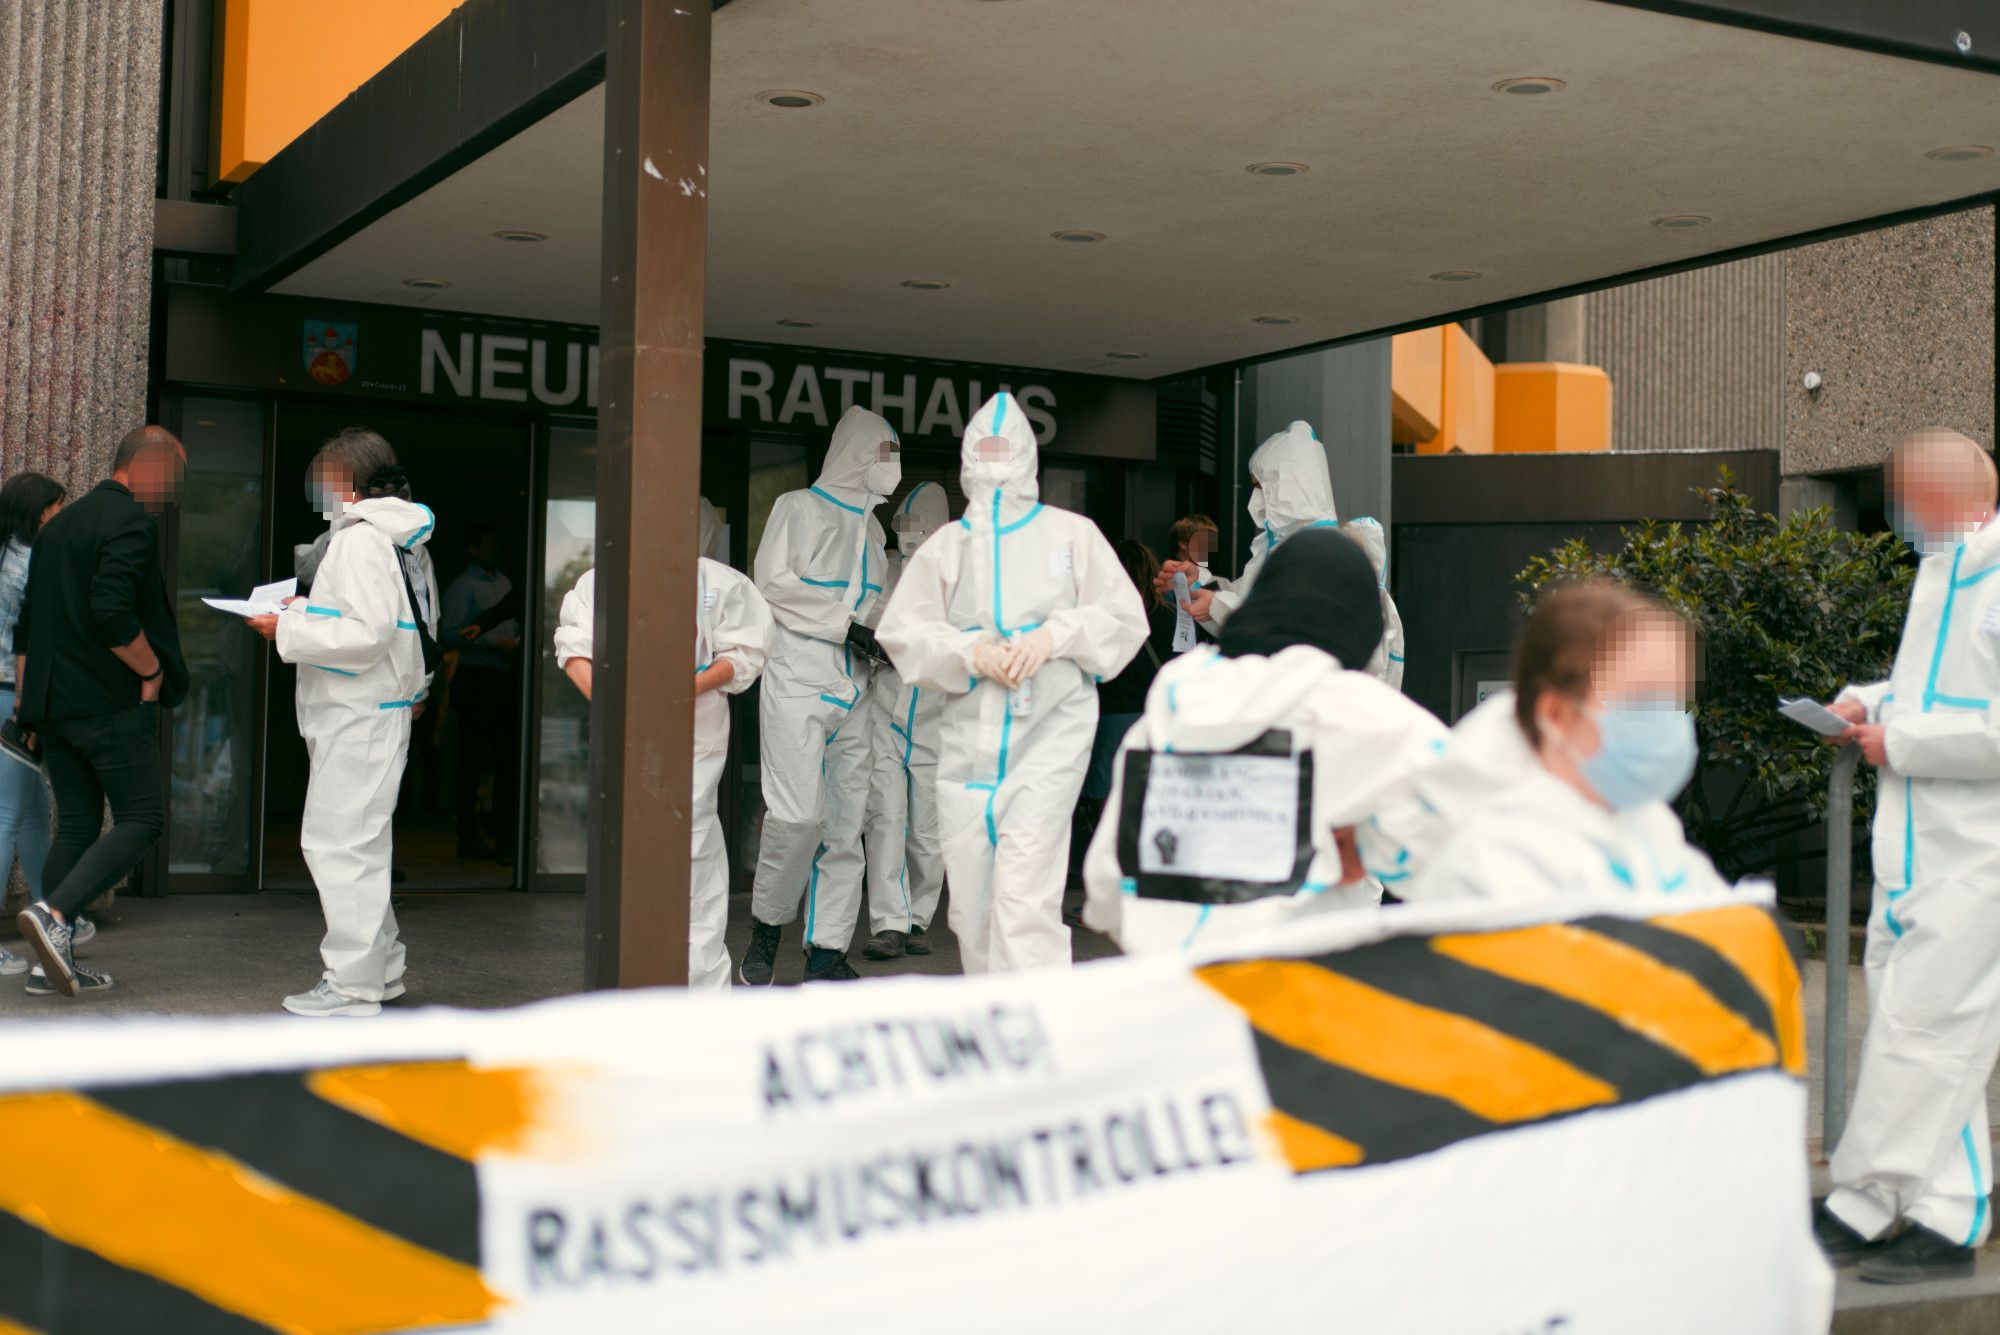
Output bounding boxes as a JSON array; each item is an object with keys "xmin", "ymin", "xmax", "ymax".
[
  {"xmin": 1391, "ymin": 327, "xmax": 1443, "ymax": 445},
  {"xmin": 215, "ymin": 0, "xmax": 464, "ymax": 183},
  {"xmin": 1413, "ymin": 324, "xmax": 1494, "ymax": 456},
  {"xmin": 1493, "ymin": 363, "xmax": 1613, "ymax": 453}
]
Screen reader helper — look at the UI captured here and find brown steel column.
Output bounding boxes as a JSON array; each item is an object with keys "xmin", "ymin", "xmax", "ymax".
[{"xmin": 589, "ymin": 0, "xmax": 709, "ymax": 988}]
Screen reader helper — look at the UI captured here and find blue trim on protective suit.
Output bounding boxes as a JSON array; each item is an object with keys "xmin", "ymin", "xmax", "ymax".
[
  {"xmin": 1964, "ymin": 1123, "xmax": 1989, "ymax": 1246},
  {"xmin": 403, "ymin": 504, "xmax": 435, "ymax": 549},
  {"xmin": 810, "ymin": 486, "xmax": 864, "ymax": 515},
  {"xmin": 310, "ymin": 665, "xmax": 359, "ymax": 677},
  {"xmin": 305, "ymin": 604, "xmax": 342, "ymax": 618}
]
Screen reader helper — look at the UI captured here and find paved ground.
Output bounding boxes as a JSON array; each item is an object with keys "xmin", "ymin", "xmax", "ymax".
[{"xmin": 0, "ymin": 882, "xmax": 1117, "ymax": 1020}]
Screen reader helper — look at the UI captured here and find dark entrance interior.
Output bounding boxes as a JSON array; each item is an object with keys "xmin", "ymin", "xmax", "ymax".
[{"xmin": 264, "ymin": 402, "xmax": 534, "ymax": 891}]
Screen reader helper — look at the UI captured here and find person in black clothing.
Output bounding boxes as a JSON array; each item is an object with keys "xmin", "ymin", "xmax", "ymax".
[
  {"xmin": 14, "ymin": 426, "xmax": 188, "ymax": 997},
  {"xmin": 1070, "ymin": 539, "xmax": 1176, "ymax": 887}
]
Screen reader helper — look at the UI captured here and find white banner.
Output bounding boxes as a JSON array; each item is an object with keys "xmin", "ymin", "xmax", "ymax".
[{"xmin": 0, "ymin": 893, "xmax": 1832, "ymax": 1334}]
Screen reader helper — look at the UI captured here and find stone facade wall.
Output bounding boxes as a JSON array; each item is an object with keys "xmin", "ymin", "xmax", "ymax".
[
  {"xmin": 1783, "ymin": 207, "xmax": 1995, "ymax": 475},
  {"xmin": 0, "ymin": 0, "xmax": 165, "ymax": 493}
]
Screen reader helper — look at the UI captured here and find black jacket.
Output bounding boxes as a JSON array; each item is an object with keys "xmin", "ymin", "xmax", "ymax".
[
  {"xmin": 15, "ymin": 480, "xmax": 188, "ymax": 724},
  {"xmin": 1097, "ymin": 601, "xmax": 1177, "ymax": 716}
]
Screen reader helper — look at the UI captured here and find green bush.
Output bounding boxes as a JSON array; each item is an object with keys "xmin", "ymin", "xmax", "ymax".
[{"xmin": 1517, "ymin": 471, "xmax": 1911, "ymax": 882}]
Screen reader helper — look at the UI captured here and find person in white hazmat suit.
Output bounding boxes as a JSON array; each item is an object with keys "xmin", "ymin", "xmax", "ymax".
[
  {"xmin": 249, "ymin": 429, "xmax": 438, "ymax": 1017},
  {"xmin": 1082, "ymin": 528, "xmax": 1444, "ymax": 954},
  {"xmin": 1341, "ymin": 517, "xmax": 1407, "ymax": 690},
  {"xmin": 860, "ymin": 480, "xmax": 951, "ymax": 962},
  {"xmin": 877, "ymin": 393, "xmax": 1147, "ymax": 973},
  {"xmin": 741, "ymin": 406, "xmax": 900, "ymax": 984},
  {"xmin": 1815, "ymin": 429, "xmax": 2000, "ymax": 1284},
  {"xmin": 552, "ymin": 499, "xmax": 767, "ymax": 988},
  {"xmin": 1157, "ymin": 421, "xmax": 1340, "ymax": 632},
  {"xmin": 1389, "ymin": 580, "xmax": 1734, "ymax": 905}
]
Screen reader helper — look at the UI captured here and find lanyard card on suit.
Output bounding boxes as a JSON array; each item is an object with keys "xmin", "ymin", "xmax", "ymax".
[{"xmin": 1115, "ymin": 729, "xmax": 1314, "ymax": 904}]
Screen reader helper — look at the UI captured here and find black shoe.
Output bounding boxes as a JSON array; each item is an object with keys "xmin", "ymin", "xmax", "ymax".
[
  {"xmin": 904, "ymin": 924, "xmax": 931, "ymax": 956},
  {"xmin": 1857, "ymin": 1223, "xmax": 1977, "ymax": 1285},
  {"xmin": 804, "ymin": 947, "xmax": 859, "ymax": 982},
  {"xmin": 862, "ymin": 930, "xmax": 907, "ymax": 960},
  {"xmin": 27, "ymin": 963, "xmax": 111, "ymax": 996},
  {"xmin": 738, "ymin": 919, "xmax": 782, "ymax": 986},
  {"xmin": 16, "ymin": 902, "xmax": 74, "ymax": 996},
  {"xmin": 0, "ymin": 718, "xmax": 42, "ymax": 773},
  {"xmin": 1812, "ymin": 1203, "xmax": 1879, "ymax": 1268}
]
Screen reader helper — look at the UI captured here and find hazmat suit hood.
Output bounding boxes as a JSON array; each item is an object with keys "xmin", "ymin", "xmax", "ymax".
[
  {"xmin": 893, "ymin": 480, "xmax": 949, "ymax": 552},
  {"xmin": 961, "ymin": 392, "xmax": 1040, "ymax": 517},
  {"xmin": 817, "ymin": 405, "xmax": 901, "ymax": 503},
  {"xmin": 1138, "ymin": 644, "xmax": 1348, "ymax": 755},
  {"xmin": 1246, "ymin": 421, "xmax": 1337, "ymax": 560},
  {"xmin": 699, "ymin": 495, "xmax": 726, "ymax": 564},
  {"xmin": 338, "ymin": 496, "xmax": 435, "ymax": 551}
]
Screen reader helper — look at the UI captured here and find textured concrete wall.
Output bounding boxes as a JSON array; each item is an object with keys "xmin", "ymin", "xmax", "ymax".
[
  {"xmin": 1783, "ymin": 207, "xmax": 1995, "ymax": 476},
  {"xmin": 1582, "ymin": 253, "xmax": 1786, "ymax": 455},
  {"xmin": 1241, "ymin": 338, "xmax": 1393, "ymax": 530},
  {"xmin": 0, "ymin": 0, "xmax": 164, "ymax": 493}
]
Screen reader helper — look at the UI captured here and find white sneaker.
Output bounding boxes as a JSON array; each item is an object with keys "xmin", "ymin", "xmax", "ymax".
[
  {"xmin": 0, "ymin": 948, "xmax": 26, "ymax": 976},
  {"xmin": 282, "ymin": 980, "xmax": 381, "ymax": 1018},
  {"xmin": 69, "ymin": 915, "xmax": 95, "ymax": 946}
]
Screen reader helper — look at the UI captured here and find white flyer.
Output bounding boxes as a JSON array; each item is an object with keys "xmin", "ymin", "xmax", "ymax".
[
  {"xmin": 1135, "ymin": 750, "xmax": 1299, "ymax": 882},
  {"xmin": 201, "ymin": 577, "xmax": 297, "ymax": 619},
  {"xmin": 1170, "ymin": 572, "xmax": 1196, "ymax": 652}
]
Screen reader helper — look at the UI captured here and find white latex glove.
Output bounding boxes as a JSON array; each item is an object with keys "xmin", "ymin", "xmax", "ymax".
[
  {"xmin": 972, "ymin": 641, "xmax": 1022, "ymax": 690},
  {"xmin": 1004, "ymin": 627, "xmax": 1054, "ymax": 683}
]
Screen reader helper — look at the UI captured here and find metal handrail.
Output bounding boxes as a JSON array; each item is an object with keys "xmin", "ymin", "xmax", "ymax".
[{"xmin": 1823, "ymin": 742, "xmax": 1861, "ymax": 1153}]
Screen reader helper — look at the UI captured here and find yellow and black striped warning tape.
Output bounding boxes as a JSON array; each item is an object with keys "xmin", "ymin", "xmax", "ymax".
[
  {"xmin": 0, "ymin": 1059, "xmax": 536, "ymax": 1334},
  {"xmin": 1199, "ymin": 904, "xmax": 1806, "ymax": 1174}
]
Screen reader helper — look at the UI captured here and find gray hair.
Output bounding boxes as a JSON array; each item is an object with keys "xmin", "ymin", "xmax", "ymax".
[{"xmin": 313, "ymin": 427, "xmax": 406, "ymax": 499}]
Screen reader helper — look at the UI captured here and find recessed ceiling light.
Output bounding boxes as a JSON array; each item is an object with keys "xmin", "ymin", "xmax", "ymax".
[
  {"xmin": 759, "ymin": 89, "xmax": 824, "ymax": 109},
  {"xmin": 493, "ymin": 229, "xmax": 547, "ymax": 243},
  {"xmin": 1429, "ymin": 270, "xmax": 1482, "ymax": 282},
  {"xmin": 1051, "ymin": 229, "xmax": 1106, "ymax": 243},
  {"xmin": 401, "ymin": 277, "xmax": 451, "ymax": 289},
  {"xmin": 1246, "ymin": 162, "xmax": 1309, "ymax": 177},
  {"xmin": 1492, "ymin": 76, "xmax": 1566, "ymax": 95},
  {"xmin": 1105, "ymin": 351, "xmax": 1147, "ymax": 360},
  {"xmin": 1251, "ymin": 315, "xmax": 1295, "ymax": 325},
  {"xmin": 900, "ymin": 278, "xmax": 950, "ymax": 290},
  {"xmin": 1653, "ymin": 214, "xmax": 1711, "ymax": 229},
  {"xmin": 1926, "ymin": 144, "xmax": 1995, "ymax": 161},
  {"xmin": 194, "ymin": 419, "xmax": 217, "ymax": 428},
  {"xmin": 776, "ymin": 317, "xmax": 818, "ymax": 329}
]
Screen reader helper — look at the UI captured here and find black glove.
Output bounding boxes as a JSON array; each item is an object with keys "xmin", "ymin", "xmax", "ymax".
[{"xmin": 845, "ymin": 620, "xmax": 890, "ymax": 666}]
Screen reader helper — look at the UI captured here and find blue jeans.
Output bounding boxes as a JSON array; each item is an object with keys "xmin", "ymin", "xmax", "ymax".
[{"xmin": 0, "ymin": 688, "xmax": 50, "ymax": 900}]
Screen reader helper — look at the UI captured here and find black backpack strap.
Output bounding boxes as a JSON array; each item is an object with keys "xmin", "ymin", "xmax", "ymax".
[{"xmin": 393, "ymin": 549, "xmax": 442, "ymax": 676}]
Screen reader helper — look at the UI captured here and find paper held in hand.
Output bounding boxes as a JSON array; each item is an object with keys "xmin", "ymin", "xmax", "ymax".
[
  {"xmin": 1778, "ymin": 695, "xmax": 1851, "ymax": 737},
  {"xmin": 201, "ymin": 578, "xmax": 296, "ymax": 619}
]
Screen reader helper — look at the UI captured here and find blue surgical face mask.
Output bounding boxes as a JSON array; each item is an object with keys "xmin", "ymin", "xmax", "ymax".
[
  {"xmin": 1892, "ymin": 503, "xmax": 1977, "ymax": 557},
  {"xmin": 1575, "ymin": 703, "xmax": 1698, "ymax": 811}
]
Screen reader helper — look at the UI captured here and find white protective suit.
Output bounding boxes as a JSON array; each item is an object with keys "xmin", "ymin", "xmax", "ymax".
[
  {"xmin": 864, "ymin": 481, "xmax": 951, "ymax": 936},
  {"xmin": 750, "ymin": 406, "xmax": 899, "ymax": 952},
  {"xmin": 1204, "ymin": 421, "xmax": 1340, "ymax": 630},
  {"xmin": 1825, "ymin": 517, "xmax": 2000, "ymax": 1248},
  {"xmin": 1357, "ymin": 689, "xmax": 1538, "ymax": 889},
  {"xmin": 1081, "ymin": 644, "xmax": 1446, "ymax": 955},
  {"xmin": 877, "ymin": 392, "xmax": 1148, "ymax": 972},
  {"xmin": 275, "ymin": 497, "xmax": 438, "ymax": 1002},
  {"xmin": 553, "ymin": 554, "xmax": 769, "ymax": 988},
  {"xmin": 1399, "ymin": 761, "xmax": 1735, "ymax": 904},
  {"xmin": 1342, "ymin": 517, "xmax": 1407, "ymax": 690}
]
